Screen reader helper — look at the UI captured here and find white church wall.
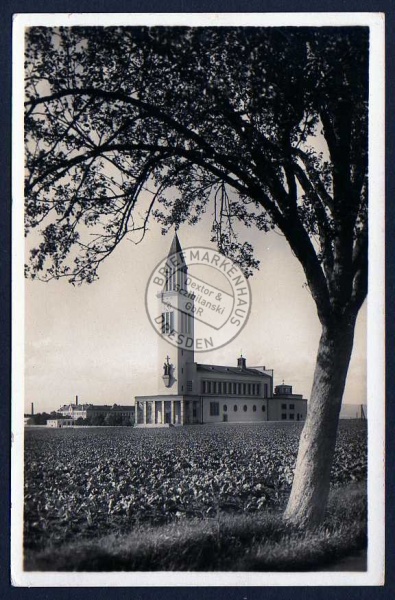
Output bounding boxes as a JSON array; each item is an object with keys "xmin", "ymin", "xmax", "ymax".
[
  {"xmin": 267, "ymin": 398, "xmax": 307, "ymax": 421},
  {"xmin": 202, "ymin": 397, "xmax": 269, "ymax": 423}
]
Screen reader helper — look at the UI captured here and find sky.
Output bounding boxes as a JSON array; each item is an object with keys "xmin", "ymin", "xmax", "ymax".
[
  {"xmin": 24, "ymin": 209, "xmax": 367, "ymax": 415},
  {"xmin": 20, "ymin": 18, "xmax": 373, "ymax": 416}
]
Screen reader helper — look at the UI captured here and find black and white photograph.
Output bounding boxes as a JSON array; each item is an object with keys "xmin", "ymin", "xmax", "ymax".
[{"xmin": 11, "ymin": 12, "xmax": 385, "ymax": 586}]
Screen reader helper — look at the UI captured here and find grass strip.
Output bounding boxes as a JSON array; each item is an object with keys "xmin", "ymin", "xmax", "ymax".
[{"xmin": 25, "ymin": 482, "xmax": 367, "ymax": 572}]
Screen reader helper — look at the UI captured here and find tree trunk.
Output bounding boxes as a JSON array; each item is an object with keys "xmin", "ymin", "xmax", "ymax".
[{"xmin": 284, "ymin": 316, "xmax": 357, "ymax": 528}]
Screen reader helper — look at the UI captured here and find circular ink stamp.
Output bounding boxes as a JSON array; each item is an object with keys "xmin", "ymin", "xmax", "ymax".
[{"xmin": 145, "ymin": 245, "xmax": 252, "ymax": 352}]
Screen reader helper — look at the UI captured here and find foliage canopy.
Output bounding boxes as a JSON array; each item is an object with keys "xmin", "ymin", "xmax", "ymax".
[{"xmin": 25, "ymin": 26, "xmax": 368, "ymax": 324}]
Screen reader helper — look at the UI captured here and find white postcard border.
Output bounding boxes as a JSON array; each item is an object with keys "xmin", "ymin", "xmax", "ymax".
[{"xmin": 11, "ymin": 11, "xmax": 385, "ymax": 587}]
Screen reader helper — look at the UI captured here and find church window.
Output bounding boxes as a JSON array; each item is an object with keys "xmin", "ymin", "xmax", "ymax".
[
  {"xmin": 256, "ymin": 384, "xmax": 261, "ymax": 396},
  {"xmin": 264, "ymin": 384, "xmax": 268, "ymax": 397},
  {"xmin": 181, "ymin": 310, "xmax": 191, "ymax": 334},
  {"xmin": 210, "ymin": 402, "xmax": 219, "ymax": 416},
  {"xmin": 186, "ymin": 314, "xmax": 192, "ymax": 334},
  {"xmin": 212, "ymin": 382, "xmax": 217, "ymax": 394},
  {"xmin": 201, "ymin": 381, "xmax": 206, "ymax": 393},
  {"xmin": 161, "ymin": 311, "xmax": 174, "ymax": 334},
  {"xmin": 253, "ymin": 405, "xmax": 257, "ymax": 412},
  {"xmin": 289, "ymin": 413, "xmax": 295, "ymax": 420},
  {"xmin": 248, "ymin": 384, "xmax": 251, "ymax": 395},
  {"xmin": 232, "ymin": 382, "xmax": 236, "ymax": 394},
  {"xmin": 281, "ymin": 404, "xmax": 287, "ymax": 410},
  {"xmin": 243, "ymin": 405, "xmax": 247, "ymax": 412},
  {"xmin": 289, "ymin": 404, "xmax": 295, "ymax": 410},
  {"xmin": 217, "ymin": 382, "xmax": 222, "ymax": 394},
  {"xmin": 207, "ymin": 381, "xmax": 212, "ymax": 393},
  {"xmin": 238, "ymin": 383, "xmax": 242, "ymax": 394},
  {"xmin": 262, "ymin": 405, "xmax": 266, "ymax": 412},
  {"xmin": 187, "ymin": 381, "xmax": 193, "ymax": 392},
  {"xmin": 282, "ymin": 413, "xmax": 287, "ymax": 420},
  {"xmin": 234, "ymin": 405, "xmax": 238, "ymax": 412},
  {"xmin": 223, "ymin": 404, "xmax": 227, "ymax": 412}
]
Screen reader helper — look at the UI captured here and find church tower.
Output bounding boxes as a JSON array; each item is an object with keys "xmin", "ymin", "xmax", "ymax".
[{"xmin": 156, "ymin": 233, "xmax": 195, "ymax": 395}]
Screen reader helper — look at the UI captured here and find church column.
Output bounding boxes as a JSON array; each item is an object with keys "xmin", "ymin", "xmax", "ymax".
[
  {"xmin": 161, "ymin": 400, "xmax": 165, "ymax": 424},
  {"xmin": 143, "ymin": 401, "xmax": 147, "ymax": 425},
  {"xmin": 171, "ymin": 400, "xmax": 175, "ymax": 424},
  {"xmin": 180, "ymin": 400, "xmax": 185, "ymax": 425},
  {"xmin": 150, "ymin": 401, "xmax": 153, "ymax": 424}
]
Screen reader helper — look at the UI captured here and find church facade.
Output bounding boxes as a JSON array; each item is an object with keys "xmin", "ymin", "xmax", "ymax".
[{"xmin": 135, "ymin": 234, "xmax": 307, "ymax": 426}]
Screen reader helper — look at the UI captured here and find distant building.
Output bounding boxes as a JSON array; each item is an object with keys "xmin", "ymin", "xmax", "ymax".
[
  {"xmin": 135, "ymin": 234, "xmax": 308, "ymax": 426},
  {"xmin": 58, "ymin": 395, "xmax": 90, "ymax": 419},
  {"xmin": 47, "ymin": 418, "xmax": 74, "ymax": 428},
  {"xmin": 57, "ymin": 399, "xmax": 135, "ymax": 422},
  {"xmin": 58, "ymin": 403, "xmax": 91, "ymax": 419},
  {"xmin": 266, "ymin": 384, "xmax": 308, "ymax": 422}
]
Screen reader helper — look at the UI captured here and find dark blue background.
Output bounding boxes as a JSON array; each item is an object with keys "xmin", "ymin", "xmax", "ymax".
[{"xmin": 1, "ymin": 1, "xmax": 393, "ymax": 598}]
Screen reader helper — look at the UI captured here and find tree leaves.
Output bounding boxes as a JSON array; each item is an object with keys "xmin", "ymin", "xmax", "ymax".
[{"xmin": 24, "ymin": 26, "xmax": 368, "ymax": 302}]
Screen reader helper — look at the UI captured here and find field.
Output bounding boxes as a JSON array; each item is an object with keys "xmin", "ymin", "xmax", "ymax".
[{"xmin": 23, "ymin": 421, "xmax": 367, "ymax": 571}]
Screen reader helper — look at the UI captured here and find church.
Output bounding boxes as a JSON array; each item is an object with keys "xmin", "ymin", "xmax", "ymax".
[{"xmin": 135, "ymin": 234, "xmax": 307, "ymax": 426}]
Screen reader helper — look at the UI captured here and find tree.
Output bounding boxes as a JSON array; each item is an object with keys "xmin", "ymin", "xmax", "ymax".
[
  {"xmin": 24, "ymin": 26, "xmax": 369, "ymax": 527},
  {"xmin": 90, "ymin": 413, "xmax": 105, "ymax": 426},
  {"xmin": 121, "ymin": 414, "xmax": 134, "ymax": 427},
  {"xmin": 31, "ymin": 411, "xmax": 54, "ymax": 425},
  {"xmin": 104, "ymin": 412, "xmax": 124, "ymax": 426}
]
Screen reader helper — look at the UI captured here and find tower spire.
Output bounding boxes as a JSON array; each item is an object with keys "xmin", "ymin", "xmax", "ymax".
[
  {"xmin": 167, "ymin": 231, "xmax": 184, "ymax": 260},
  {"xmin": 165, "ymin": 232, "xmax": 187, "ymax": 292}
]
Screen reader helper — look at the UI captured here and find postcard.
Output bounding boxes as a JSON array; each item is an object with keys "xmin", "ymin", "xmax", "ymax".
[{"xmin": 11, "ymin": 11, "xmax": 385, "ymax": 587}]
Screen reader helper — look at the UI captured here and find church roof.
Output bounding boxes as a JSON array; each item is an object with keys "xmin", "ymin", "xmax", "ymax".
[
  {"xmin": 59, "ymin": 403, "xmax": 91, "ymax": 411},
  {"xmin": 196, "ymin": 364, "xmax": 272, "ymax": 378}
]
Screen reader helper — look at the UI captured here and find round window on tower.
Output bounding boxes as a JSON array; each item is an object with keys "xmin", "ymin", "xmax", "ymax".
[{"xmin": 223, "ymin": 404, "xmax": 228, "ymax": 412}]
